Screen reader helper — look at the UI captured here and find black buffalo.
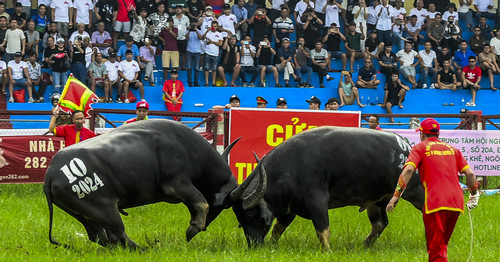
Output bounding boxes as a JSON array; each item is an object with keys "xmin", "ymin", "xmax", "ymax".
[
  {"xmin": 44, "ymin": 119, "xmax": 266, "ymax": 249},
  {"xmin": 232, "ymin": 126, "xmax": 424, "ymax": 250}
]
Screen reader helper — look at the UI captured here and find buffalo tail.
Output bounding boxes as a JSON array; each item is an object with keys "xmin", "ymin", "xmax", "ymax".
[{"xmin": 44, "ymin": 177, "xmax": 61, "ymax": 246}]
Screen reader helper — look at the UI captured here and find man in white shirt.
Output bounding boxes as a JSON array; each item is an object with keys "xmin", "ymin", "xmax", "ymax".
[
  {"xmin": 375, "ymin": 0, "xmax": 394, "ymax": 45},
  {"xmin": 491, "ymin": 29, "xmax": 500, "ymax": 61},
  {"xmin": 473, "ymin": 0, "xmax": 495, "ymax": 19},
  {"xmin": 239, "ymin": 35, "xmax": 259, "ymax": 87},
  {"xmin": 0, "ymin": 59, "xmax": 6, "ymax": 95},
  {"xmin": 366, "ymin": 0, "xmax": 379, "ymax": 31},
  {"xmin": 73, "ymin": 0, "xmax": 93, "ymax": 29},
  {"xmin": 409, "ymin": 0, "xmax": 428, "ymax": 29},
  {"xmin": 418, "ymin": 41, "xmax": 438, "ymax": 89},
  {"xmin": 396, "ymin": 42, "xmax": 422, "ymax": 88},
  {"xmin": 119, "ymin": 50, "xmax": 145, "ymax": 103},
  {"xmin": 0, "ymin": 19, "xmax": 26, "ymax": 62},
  {"xmin": 173, "ymin": 5, "xmax": 190, "ymax": 70},
  {"xmin": 202, "ymin": 20, "xmax": 223, "ymax": 86},
  {"xmin": 8, "ymin": 52, "xmax": 33, "ymax": 103},
  {"xmin": 51, "ymin": 0, "xmax": 73, "ymax": 42},
  {"xmin": 104, "ymin": 52, "xmax": 123, "ymax": 103},
  {"xmin": 217, "ymin": 4, "xmax": 237, "ymax": 38}
]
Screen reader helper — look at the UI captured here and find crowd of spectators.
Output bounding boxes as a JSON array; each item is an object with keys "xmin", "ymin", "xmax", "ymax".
[{"xmin": 1, "ymin": 0, "xmax": 499, "ymax": 110}]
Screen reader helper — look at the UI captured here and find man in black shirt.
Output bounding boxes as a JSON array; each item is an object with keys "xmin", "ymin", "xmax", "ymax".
[
  {"xmin": 249, "ymin": 7, "xmax": 271, "ymax": 47},
  {"xmin": 436, "ymin": 59, "xmax": 460, "ymax": 90},
  {"xmin": 94, "ymin": 0, "xmax": 118, "ymax": 36},
  {"xmin": 356, "ymin": 58, "xmax": 380, "ymax": 88},
  {"xmin": 322, "ymin": 23, "xmax": 347, "ymax": 72},
  {"xmin": 217, "ymin": 35, "xmax": 241, "ymax": 87},
  {"xmin": 378, "ymin": 44, "xmax": 399, "ymax": 80},
  {"xmin": 436, "ymin": 46, "xmax": 452, "ymax": 70},
  {"xmin": 256, "ymin": 35, "xmax": 280, "ymax": 87},
  {"xmin": 12, "ymin": 2, "xmax": 27, "ymax": 30},
  {"xmin": 365, "ymin": 30, "xmax": 384, "ymax": 59},
  {"xmin": 0, "ymin": 16, "xmax": 7, "ymax": 58}
]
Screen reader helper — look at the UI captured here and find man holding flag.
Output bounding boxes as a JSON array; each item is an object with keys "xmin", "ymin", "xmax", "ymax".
[{"xmin": 48, "ymin": 75, "xmax": 98, "ymax": 146}]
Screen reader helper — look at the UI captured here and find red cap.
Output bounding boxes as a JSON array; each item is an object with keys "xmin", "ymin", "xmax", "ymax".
[
  {"xmin": 416, "ymin": 118, "xmax": 440, "ymax": 134},
  {"xmin": 136, "ymin": 101, "xmax": 149, "ymax": 110}
]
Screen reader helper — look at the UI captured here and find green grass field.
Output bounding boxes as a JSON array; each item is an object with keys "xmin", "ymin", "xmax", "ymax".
[{"xmin": 0, "ymin": 184, "xmax": 498, "ymax": 262}]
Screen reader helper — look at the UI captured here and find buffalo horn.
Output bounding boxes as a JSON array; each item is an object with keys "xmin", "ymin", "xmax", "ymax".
[
  {"xmin": 222, "ymin": 137, "xmax": 241, "ymax": 164},
  {"xmin": 229, "ymin": 160, "xmax": 262, "ymax": 201},
  {"xmin": 253, "ymin": 152, "xmax": 261, "ymax": 163},
  {"xmin": 242, "ymin": 164, "xmax": 267, "ymax": 210}
]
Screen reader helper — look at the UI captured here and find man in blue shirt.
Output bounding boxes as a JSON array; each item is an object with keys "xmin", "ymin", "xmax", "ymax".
[
  {"xmin": 232, "ymin": 0, "xmax": 248, "ymax": 37},
  {"xmin": 117, "ymin": 36, "xmax": 140, "ymax": 63},
  {"xmin": 453, "ymin": 40, "xmax": 475, "ymax": 82}
]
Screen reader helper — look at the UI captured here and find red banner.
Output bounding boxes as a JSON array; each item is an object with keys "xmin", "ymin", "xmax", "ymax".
[
  {"xmin": 0, "ymin": 136, "xmax": 65, "ymax": 183},
  {"xmin": 229, "ymin": 108, "xmax": 361, "ymax": 183}
]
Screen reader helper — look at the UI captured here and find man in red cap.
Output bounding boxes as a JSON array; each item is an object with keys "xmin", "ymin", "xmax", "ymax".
[
  {"xmin": 386, "ymin": 118, "xmax": 480, "ymax": 262},
  {"xmin": 124, "ymin": 101, "xmax": 149, "ymax": 124}
]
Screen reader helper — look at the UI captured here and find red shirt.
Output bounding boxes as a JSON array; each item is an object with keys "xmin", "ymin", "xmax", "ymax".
[
  {"xmin": 163, "ymin": 79, "xmax": 185, "ymax": 104},
  {"xmin": 117, "ymin": 0, "xmax": 135, "ymax": 22},
  {"xmin": 405, "ymin": 137, "xmax": 469, "ymax": 214},
  {"xmin": 124, "ymin": 116, "xmax": 149, "ymax": 124},
  {"xmin": 159, "ymin": 28, "xmax": 179, "ymax": 51},
  {"xmin": 462, "ymin": 65, "xmax": 481, "ymax": 83},
  {"xmin": 54, "ymin": 124, "xmax": 96, "ymax": 147}
]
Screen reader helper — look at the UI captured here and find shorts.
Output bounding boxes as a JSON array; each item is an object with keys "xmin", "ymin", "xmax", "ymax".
[
  {"xmin": 56, "ymin": 22, "xmax": 69, "ymax": 37},
  {"xmin": 114, "ymin": 21, "xmax": 131, "ymax": 33},
  {"xmin": 204, "ymin": 55, "xmax": 218, "ymax": 71},
  {"xmin": 110, "ymin": 79, "xmax": 122, "ymax": 88},
  {"xmin": 220, "ymin": 64, "xmax": 235, "ymax": 74},
  {"xmin": 122, "ymin": 80, "xmax": 140, "ymax": 88},
  {"xmin": 370, "ymin": 48, "xmax": 379, "ymax": 56},
  {"xmin": 162, "ymin": 51, "xmax": 180, "ymax": 68},
  {"xmin": 400, "ymin": 66, "xmax": 416, "ymax": 78},
  {"xmin": 347, "ymin": 51, "xmax": 364, "ymax": 59},
  {"xmin": 329, "ymin": 51, "xmax": 344, "ymax": 59},
  {"xmin": 177, "ymin": 39, "xmax": 187, "ymax": 54},
  {"xmin": 14, "ymin": 78, "xmax": 27, "ymax": 87},
  {"xmin": 342, "ymin": 94, "xmax": 355, "ymax": 105},
  {"xmin": 258, "ymin": 65, "xmax": 276, "ymax": 72}
]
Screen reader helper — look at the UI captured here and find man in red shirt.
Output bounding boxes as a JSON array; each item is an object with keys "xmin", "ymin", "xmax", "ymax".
[
  {"xmin": 113, "ymin": 0, "xmax": 136, "ymax": 50},
  {"xmin": 461, "ymin": 56, "xmax": 482, "ymax": 106},
  {"xmin": 386, "ymin": 118, "xmax": 480, "ymax": 262},
  {"xmin": 163, "ymin": 70, "xmax": 184, "ymax": 121},
  {"xmin": 124, "ymin": 101, "xmax": 149, "ymax": 124},
  {"xmin": 49, "ymin": 109, "xmax": 96, "ymax": 146}
]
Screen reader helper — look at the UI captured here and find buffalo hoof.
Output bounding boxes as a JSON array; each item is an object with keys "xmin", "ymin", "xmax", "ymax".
[{"xmin": 186, "ymin": 225, "xmax": 202, "ymax": 242}]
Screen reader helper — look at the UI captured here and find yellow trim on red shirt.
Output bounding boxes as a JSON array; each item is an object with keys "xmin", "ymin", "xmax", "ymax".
[
  {"xmin": 405, "ymin": 162, "xmax": 417, "ymax": 169},
  {"xmin": 460, "ymin": 165, "xmax": 470, "ymax": 174},
  {"xmin": 423, "ymin": 181, "xmax": 464, "ymax": 214}
]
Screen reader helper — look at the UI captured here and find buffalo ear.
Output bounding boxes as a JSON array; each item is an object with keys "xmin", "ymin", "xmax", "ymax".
[
  {"xmin": 213, "ymin": 193, "xmax": 231, "ymax": 208},
  {"xmin": 259, "ymin": 201, "xmax": 273, "ymax": 227}
]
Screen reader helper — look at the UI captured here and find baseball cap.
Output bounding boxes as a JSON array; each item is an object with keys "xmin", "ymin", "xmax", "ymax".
[
  {"xmin": 171, "ymin": 69, "xmax": 178, "ymax": 74},
  {"xmin": 276, "ymin": 97, "xmax": 287, "ymax": 105},
  {"xmin": 416, "ymin": 118, "xmax": 440, "ymax": 134},
  {"xmin": 282, "ymin": 37, "xmax": 290, "ymax": 42},
  {"xmin": 256, "ymin": 96, "xmax": 268, "ymax": 104},
  {"xmin": 205, "ymin": 6, "xmax": 213, "ymax": 10},
  {"xmin": 223, "ymin": 3, "xmax": 231, "ymax": 9},
  {"xmin": 14, "ymin": 52, "xmax": 22, "ymax": 57},
  {"xmin": 370, "ymin": 29, "xmax": 378, "ymax": 34},
  {"xmin": 136, "ymin": 101, "xmax": 149, "ymax": 110},
  {"xmin": 15, "ymin": 2, "xmax": 22, "ymax": 7},
  {"xmin": 109, "ymin": 51, "xmax": 117, "ymax": 57},
  {"xmin": 229, "ymin": 94, "xmax": 240, "ymax": 103},
  {"xmin": 460, "ymin": 108, "xmax": 469, "ymax": 114},
  {"xmin": 56, "ymin": 38, "xmax": 65, "ymax": 43},
  {"xmin": 306, "ymin": 96, "xmax": 321, "ymax": 105}
]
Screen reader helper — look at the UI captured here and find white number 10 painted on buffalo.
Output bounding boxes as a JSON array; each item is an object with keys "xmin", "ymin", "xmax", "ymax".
[{"xmin": 60, "ymin": 158, "xmax": 105, "ymax": 199}]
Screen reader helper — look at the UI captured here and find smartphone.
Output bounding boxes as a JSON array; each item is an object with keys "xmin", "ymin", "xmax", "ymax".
[
  {"xmin": 166, "ymin": 22, "xmax": 170, "ymax": 27},
  {"xmin": 243, "ymin": 41, "xmax": 249, "ymax": 45},
  {"xmin": 259, "ymin": 41, "xmax": 267, "ymax": 46}
]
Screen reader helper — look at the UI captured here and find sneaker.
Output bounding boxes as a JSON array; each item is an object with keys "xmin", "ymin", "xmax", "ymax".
[
  {"xmin": 465, "ymin": 102, "xmax": 471, "ymax": 106},
  {"xmin": 320, "ymin": 84, "xmax": 325, "ymax": 88},
  {"xmin": 39, "ymin": 97, "xmax": 45, "ymax": 103},
  {"xmin": 470, "ymin": 102, "xmax": 476, "ymax": 106},
  {"xmin": 141, "ymin": 99, "xmax": 146, "ymax": 102},
  {"xmin": 124, "ymin": 99, "xmax": 130, "ymax": 103},
  {"xmin": 116, "ymin": 97, "xmax": 123, "ymax": 103},
  {"xmin": 326, "ymin": 75, "xmax": 334, "ymax": 81},
  {"xmin": 194, "ymin": 82, "xmax": 200, "ymax": 87},
  {"xmin": 107, "ymin": 97, "xmax": 113, "ymax": 103},
  {"xmin": 28, "ymin": 97, "xmax": 34, "ymax": 103},
  {"xmin": 285, "ymin": 83, "xmax": 291, "ymax": 87},
  {"xmin": 259, "ymin": 82, "xmax": 265, "ymax": 87},
  {"xmin": 305, "ymin": 83, "xmax": 313, "ymax": 88},
  {"xmin": 422, "ymin": 84, "xmax": 427, "ymax": 89},
  {"xmin": 8, "ymin": 96, "xmax": 14, "ymax": 103},
  {"xmin": 275, "ymin": 83, "xmax": 283, "ymax": 87},
  {"xmin": 144, "ymin": 76, "xmax": 149, "ymax": 81},
  {"xmin": 429, "ymin": 83, "xmax": 435, "ymax": 89},
  {"xmin": 249, "ymin": 83, "xmax": 256, "ymax": 87},
  {"xmin": 242, "ymin": 82, "xmax": 248, "ymax": 87}
]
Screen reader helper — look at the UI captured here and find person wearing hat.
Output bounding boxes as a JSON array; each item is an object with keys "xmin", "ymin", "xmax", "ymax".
[
  {"xmin": 50, "ymin": 94, "xmax": 72, "ymax": 126},
  {"xmin": 104, "ymin": 51, "xmax": 124, "ymax": 102},
  {"xmin": 124, "ymin": 101, "xmax": 150, "ymax": 124},
  {"xmin": 7, "ymin": 52, "xmax": 33, "ymax": 103},
  {"xmin": 217, "ymin": 4, "xmax": 237, "ymax": 39},
  {"xmin": 443, "ymin": 3, "xmax": 459, "ymax": 26},
  {"xmin": 117, "ymin": 35, "xmax": 140, "ymax": 63},
  {"xmin": 324, "ymin": 97, "xmax": 340, "ymax": 110},
  {"xmin": 276, "ymin": 97, "xmax": 287, "ymax": 109},
  {"xmin": 387, "ymin": 118, "xmax": 480, "ymax": 262},
  {"xmin": 256, "ymin": 96, "xmax": 268, "ymax": 108},
  {"xmin": 119, "ymin": 49, "xmax": 145, "ymax": 103},
  {"xmin": 306, "ymin": 96, "xmax": 321, "ymax": 110},
  {"xmin": 213, "ymin": 94, "xmax": 241, "ymax": 109},
  {"xmin": 163, "ymin": 69, "xmax": 184, "ymax": 121}
]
